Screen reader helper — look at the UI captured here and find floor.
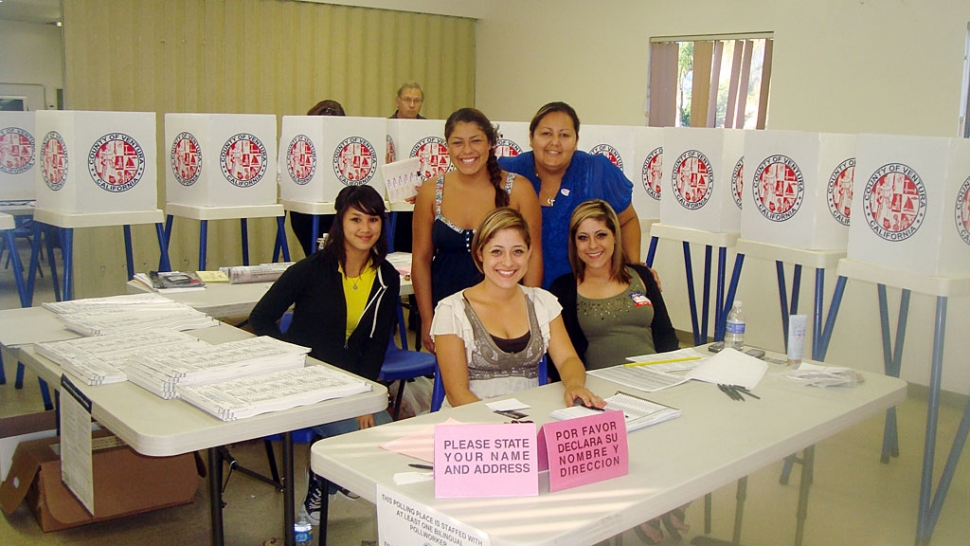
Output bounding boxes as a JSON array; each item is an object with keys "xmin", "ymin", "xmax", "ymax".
[{"xmin": 1, "ymin": 237, "xmax": 969, "ymax": 546}]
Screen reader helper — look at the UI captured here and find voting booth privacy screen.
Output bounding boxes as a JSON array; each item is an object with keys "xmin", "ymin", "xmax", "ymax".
[
  {"xmin": 386, "ymin": 119, "xmax": 449, "ymax": 181},
  {"xmin": 741, "ymin": 130, "xmax": 856, "ymax": 250},
  {"xmin": 35, "ymin": 110, "xmax": 158, "ymax": 215},
  {"xmin": 0, "ymin": 111, "xmax": 37, "ymax": 201},
  {"xmin": 632, "ymin": 126, "xmax": 664, "ymax": 219},
  {"xmin": 493, "ymin": 120, "xmax": 531, "ymax": 160}
]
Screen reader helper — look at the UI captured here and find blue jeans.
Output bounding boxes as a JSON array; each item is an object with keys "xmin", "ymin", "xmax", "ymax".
[{"xmin": 310, "ymin": 410, "xmax": 393, "ymax": 494}]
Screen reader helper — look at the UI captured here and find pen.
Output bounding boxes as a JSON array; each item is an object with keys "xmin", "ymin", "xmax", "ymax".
[
  {"xmin": 718, "ymin": 384, "xmax": 741, "ymax": 401},
  {"xmin": 733, "ymin": 385, "xmax": 761, "ymax": 400},
  {"xmin": 625, "ymin": 356, "xmax": 702, "ymax": 367},
  {"xmin": 409, "ymin": 463, "xmax": 433, "ymax": 470}
]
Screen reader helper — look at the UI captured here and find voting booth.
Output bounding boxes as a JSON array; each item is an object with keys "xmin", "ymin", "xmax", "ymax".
[
  {"xmin": 632, "ymin": 126, "xmax": 665, "ymax": 219},
  {"xmin": 580, "ymin": 124, "xmax": 637, "ymax": 182},
  {"xmin": 493, "ymin": 120, "xmax": 531, "ymax": 159},
  {"xmin": 0, "ymin": 112, "xmax": 36, "ymax": 201},
  {"xmin": 386, "ymin": 119, "xmax": 448, "ymax": 181},
  {"xmin": 278, "ymin": 115, "xmax": 387, "ymax": 203},
  {"xmin": 35, "ymin": 111, "xmax": 158, "ymax": 214},
  {"xmin": 165, "ymin": 113, "xmax": 277, "ymax": 208},
  {"xmin": 846, "ymin": 134, "xmax": 970, "ymax": 277},
  {"xmin": 741, "ymin": 131, "xmax": 856, "ymax": 250},
  {"xmin": 661, "ymin": 128, "xmax": 744, "ymax": 233}
]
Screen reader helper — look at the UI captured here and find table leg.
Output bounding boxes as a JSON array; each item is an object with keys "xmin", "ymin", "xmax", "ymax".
[
  {"xmin": 123, "ymin": 225, "xmax": 134, "ymax": 280},
  {"xmin": 793, "ymin": 445, "xmax": 815, "ymax": 546},
  {"xmin": 318, "ymin": 478, "xmax": 330, "ymax": 546},
  {"xmin": 207, "ymin": 447, "xmax": 225, "ymax": 546},
  {"xmin": 241, "ymin": 219, "xmax": 250, "ymax": 266},
  {"xmin": 284, "ymin": 431, "xmax": 295, "ymax": 546}
]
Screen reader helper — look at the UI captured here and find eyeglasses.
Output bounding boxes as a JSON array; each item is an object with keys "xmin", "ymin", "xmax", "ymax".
[
  {"xmin": 400, "ymin": 98, "xmax": 423, "ymax": 105},
  {"xmin": 320, "ymin": 108, "xmax": 342, "ymax": 116}
]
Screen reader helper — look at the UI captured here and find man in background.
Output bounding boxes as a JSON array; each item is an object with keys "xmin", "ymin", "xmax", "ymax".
[{"xmin": 390, "ymin": 81, "xmax": 425, "ymax": 119}]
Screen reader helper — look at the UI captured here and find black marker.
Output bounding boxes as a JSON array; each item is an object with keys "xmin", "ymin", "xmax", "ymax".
[{"xmin": 408, "ymin": 463, "xmax": 433, "ymax": 470}]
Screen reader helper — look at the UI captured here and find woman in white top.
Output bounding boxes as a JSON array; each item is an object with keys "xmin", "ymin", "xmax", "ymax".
[{"xmin": 430, "ymin": 207, "xmax": 602, "ymax": 408}]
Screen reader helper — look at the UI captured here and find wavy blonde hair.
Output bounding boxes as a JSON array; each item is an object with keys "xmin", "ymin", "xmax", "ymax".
[{"xmin": 567, "ymin": 199, "xmax": 631, "ymax": 283}]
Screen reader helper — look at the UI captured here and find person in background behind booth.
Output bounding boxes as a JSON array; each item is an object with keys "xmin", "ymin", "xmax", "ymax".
[
  {"xmin": 431, "ymin": 207, "xmax": 601, "ymax": 408},
  {"xmin": 249, "ymin": 184, "xmax": 400, "ymax": 525},
  {"xmin": 289, "ymin": 99, "xmax": 346, "ymax": 258},
  {"xmin": 549, "ymin": 199, "xmax": 683, "ymax": 545},
  {"xmin": 390, "ymin": 81, "xmax": 425, "ymax": 120},
  {"xmin": 412, "ymin": 108, "xmax": 542, "ymax": 353},
  {"xmin": 498, "ymin": 101, "xmax": 653, "ymax": 290}
]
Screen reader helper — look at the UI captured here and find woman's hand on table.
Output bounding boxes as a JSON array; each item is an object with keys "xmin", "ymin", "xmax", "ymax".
[{"xmin": 562, "ymin": 386, "xmax": 605, "ymax": 409}]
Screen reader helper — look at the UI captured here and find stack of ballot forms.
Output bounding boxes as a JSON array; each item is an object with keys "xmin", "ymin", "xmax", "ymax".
[{"xmin": 42, "ymin": 293, "xmax": 219, "ymax": 335}]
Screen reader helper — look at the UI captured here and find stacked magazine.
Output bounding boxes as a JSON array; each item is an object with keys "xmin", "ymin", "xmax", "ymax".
[
  {"xmin": 125, "ymin": 336, "xmax": 310, "ymax": 399},
  {"xmin": 131, "ymin": 271, "xmax": 206, "ymax": 293},
  {"xmin": 178, "ymin": 365, "xmax": 371, "ymax": 421}
]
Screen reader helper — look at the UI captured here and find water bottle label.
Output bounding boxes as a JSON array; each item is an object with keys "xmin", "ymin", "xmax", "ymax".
[
  {"xmin": 726, "ymin": 322, "xmax": 745, "ymax": 335},
  {"xmin": 295, "ymin": 529, "xmax": 311, "ymax": 542}
]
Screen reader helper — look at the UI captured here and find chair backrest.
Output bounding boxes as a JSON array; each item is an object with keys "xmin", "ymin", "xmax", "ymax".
[
  {"xmin": 280, "ymin": 311, "xmax": 294, "ymax": 333},
  {"xmin": 430, "ymin": 355, "xmax": 548, "ymax": 412}
]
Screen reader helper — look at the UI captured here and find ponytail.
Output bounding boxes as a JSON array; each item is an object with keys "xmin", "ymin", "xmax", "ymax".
[{"xmin": 487, "ymin": 149, "xmax": 509, "ymax": 207}]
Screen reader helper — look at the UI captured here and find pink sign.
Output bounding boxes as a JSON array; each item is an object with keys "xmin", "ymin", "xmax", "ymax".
[
  {"xmin": 537, "ymin": 411, "xmax": 628, "ymax": 492},
  {"xmin": 434, "ymin": 422, "xmax": 537, "ymax": 498}
]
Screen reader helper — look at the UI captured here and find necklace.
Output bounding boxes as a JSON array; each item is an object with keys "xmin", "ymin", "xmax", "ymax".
[{"xmin": 546, "ymin": 196, "xmax": 556, "ymax": 206}]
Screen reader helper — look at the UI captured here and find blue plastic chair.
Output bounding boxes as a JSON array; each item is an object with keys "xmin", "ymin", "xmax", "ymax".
[
  {"xmin": 380, "ymin": 305, "xmax": 437, "ymax": 418},
  {"xmin": 431, "ymin": 355, "xmax": 548, "ymax": 412}
]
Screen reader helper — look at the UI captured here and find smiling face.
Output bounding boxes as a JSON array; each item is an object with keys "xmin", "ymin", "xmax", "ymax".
[
  {"xmin": 574, "ymin": 218, "xmax": 616, "ymax": 273},
  {"xmin": 342, "ymin": 206, "xmax": 382, "ymax": 254},
  {"xmin": 477, "ymin": 227, "xmax": 531, "ymax": 289},
  {"xmin": 529, "ymin": 111, "xmax": 578, "ymax": 175},
  {"xmin": 447, "ymin": 121, "xmax": 492, "ymax": 177}
]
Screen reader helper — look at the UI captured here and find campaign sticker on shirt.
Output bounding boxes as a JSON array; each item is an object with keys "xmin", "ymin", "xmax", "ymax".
[
  {"xmin": 560, "ymin": 188, "xmax": 570, "ymax": 196},
  {"xmin": 630, "ymin": 292, "xmax": 652, "ymax": 307}
]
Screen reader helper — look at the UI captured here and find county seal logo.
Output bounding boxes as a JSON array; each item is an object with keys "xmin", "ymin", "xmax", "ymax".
[
  {"xmin": 286, "ymin": 134, "xmax": 316, "ymax": 186},
  {"xmin": 221, "ymin": 133, "xmax": 267, "ymax": 188},
  {"xmin": 955, "ymin": 175, "xmax": 970, "ymax": 246},
  {"xmin": 827, "ymin": 158, "xmax": 855, "ymax": 226},
  {"xmin": 641, "ymin": 147, "xmax": 663, "ymax": 201},
  {"xmin": 752, "ymin": 155, "xmax": 804, "ymax": 222},
  {"xmin": 0, "ymin": 127, "xmax": 35, "ymax": 175},
  {"xmin": 494, "ymin": 138, "xmax": 523, "ymax": 159},
  {"xmin": 410, "ymin": 136, "xmax": 451, "ymax": 180},
  {"xmin": 41, "ymin": 131, "xmax": 68, "ymax": 191},
  {"xmin": 332, "ymin": 136, "xmax": 377, "ymax": 186},
  {"xmin": 170, "ymin": 132, "xmax": 202, "ymax": 187},
  {"xmin": 862, "ymin": 163, "xmax": 926, "ymax": 242},
  {"xmin": 590, "ymin": 143, "xmax": 624, "ymax": 170},
  {"xmin": 731, "ymin": 157, "xmax": 744, "ymax": 209},
  {"xmin": 88, "ymin": 133, "xmax": 145, "ymax": 193},
  {"xmin": 671, "ymin": 150, "xmax": 713, "ymax": 210}
]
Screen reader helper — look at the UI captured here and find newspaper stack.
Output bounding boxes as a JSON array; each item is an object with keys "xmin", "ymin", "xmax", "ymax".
[
  {"xmin": 36, "ymin": 329, "xmax": 204, "ymax": 385},
  {"xmin": 219, "ymin": 262, "xmax": 294, "ymax": 284},
  {"xmin": 178, "ymin": 365, "xmax": 371, "ymax": 421},
  {"xmin": 125, "ymin": 336, "xmax": 310, "ymax": 399}
]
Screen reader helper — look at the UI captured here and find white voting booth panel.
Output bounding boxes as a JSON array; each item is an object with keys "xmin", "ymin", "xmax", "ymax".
[
  {"xmin": 632, "ymin": 126, "xmax": 664, "ymax": 219},
  {"xmin": 278, "ymin": 116, "xmax": 387, "ymax": 202},
  {"xmin": 847, "ymin": 134, "xmax": 970, "ymax": 277},
  {"xmin": 580, "ymin": 124, "xmax": 637, "ymax": 181},
  {"xmin": 493, "ymin": 120, "xmax": 531, "ymax": 159},
  {"xmin": 35, "ymin": 111, "xmax": 157, "ymax": 214},
  {"xmin": 165, "ymin": 113, "xmax": 277, "ymax": 207},
  {"xmin": 0, "ymin": 112, "xmax": 37, "ymax": 201},
  {"xmin": 661, "ymin": 127, "xmax": 744, "ymax": 233},
  {"xmin": 741, "ymin": 130, "xmax": 856, "ymax": 250},
  {"xmin": 385, "ymin": 119, "xmax": 448, "ymax": 181}
]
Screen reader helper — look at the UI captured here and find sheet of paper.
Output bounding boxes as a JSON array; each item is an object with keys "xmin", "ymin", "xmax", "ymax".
[
  {"xmin": 59, "ymin": 376, "xmax": 95, "ymax": 515},
  {"xmin": 589, "ymin": 365, "xmax": 689, "ymax": 392},
  {"xmin": 392, "ymin": 471, "xmax": 433, "ymax": 485},
  {"xmin": 379, "ymin": 418, "xmax": 463, "ymax": 463},
  {"xmin": 685, "ymin": 348, "xmax": 768, "ymax": 390},
  {"xmin": 624, "ymin": 347, "xmax": 709, "ymax": 372},
  {"xmin": 486, "ymin": 398, "xmax": 530, "ymax": 411},
  {"xmin": 376, "ymin": 485, "xmax": 490, "ymax": 546}
]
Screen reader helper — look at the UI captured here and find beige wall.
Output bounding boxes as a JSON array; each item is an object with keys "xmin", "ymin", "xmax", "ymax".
[
  {"xmin": 0, "ymin": 19, "xmax": 63, "ymax": 110},
  {"xmin": 474, "ymin": 0, "xmax": 970, "ymax": 393}
]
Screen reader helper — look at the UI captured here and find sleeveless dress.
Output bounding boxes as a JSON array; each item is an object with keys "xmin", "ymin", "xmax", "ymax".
[{"xmin": 430, "ymin": 172, "xmax": 516, "ymax": 307}]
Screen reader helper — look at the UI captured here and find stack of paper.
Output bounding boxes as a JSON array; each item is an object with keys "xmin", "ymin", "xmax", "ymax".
[
  {"xmin": 219, "ymin": 263, "xmax": 294, "ymax": 284},
  {"xmin": 178, "ymin": 365, "xmax": 371, "ymax": 421},
  {"xmin": 125, "ymin": 336, "xmax": 310, "ymax": 399},
  {"xmin": 36, "ymin": 329, "xmax": 204, "ymax": 385},
  {"xmin": 551, "ymin": 392, "xmax": 681, "ymax": 432},
  {"xmin": 56, "ymin": 308, "xmax": 220, "ymax": 336},
  {"xmin": 43, "ymin": 293, "xmax": 184, "ymax": 314}
]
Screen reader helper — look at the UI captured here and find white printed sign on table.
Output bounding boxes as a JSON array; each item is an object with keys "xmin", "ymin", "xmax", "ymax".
[
  {"xmin": 661, "ymin": 127, "xmax": 745, "ymax": 233},
  {"xmin": 165, "ymin": 113, "xmax": 277, "ymax": 207},
  {"xmin": 632, "ymin": 126, "xmax": 665, "ymax": 219},
  {"xmin": 742, "ymin": 130, "xmax": 856, "ymax": 250},
  {"xmin": 847, "ymin": 134, "xmax": 970, "ymax": 277},
  {"xmin": 0, "ymin": 112, "xmax": 36, "ymax": 201},
  {"xmin": 385, "ymin": 118, "xmax": 449, "ymax": 181},
  {"xmin": 278, "ymin": 116, "xmax": 387, "ymax": 203},
  {"xmin": 35, "ymin": 110, "xmax": 157, "ymax": 214}
]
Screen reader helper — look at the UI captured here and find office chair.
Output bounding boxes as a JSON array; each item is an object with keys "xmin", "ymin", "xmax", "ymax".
[{"xmin": 431, "ymin": 355, "xmax": 547, "ymax": 412}]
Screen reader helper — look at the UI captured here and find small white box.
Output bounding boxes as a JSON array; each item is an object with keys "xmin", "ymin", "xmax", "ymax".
[
  {"xmin": 278, "ymin": 116, "xmax": 387, "ymax": 203},
  {"xmin": 632, "ymin": 127, "xmax": 665, "ymax": 219},
  {"xmin": 165, "ymin": 113, "xmax": 277, "ymax": 208},
  {"xmin": 493, "ymin": 121, "xmax": 531, "ymax": 159},
  {"xmin": 35, "ymin": 111, "xmax": 157, "ymax": 214},
  {"xmin": 385, "ymin": 119, "xmax": 448, "ymax": 181},
  {"xmin": 741, "ymin": 131, "xmax": 856, "ymax": 250},
  {"xmin": 0, "ymin": 112, "xmax": 37, "ymax": 201},
  {"xmin": 661, "ymin": 128, "xmax": 744, "ymax": 233},
  {"xmin": 847, "ymin": 134, "xmax": 970, "ymax": 277}
]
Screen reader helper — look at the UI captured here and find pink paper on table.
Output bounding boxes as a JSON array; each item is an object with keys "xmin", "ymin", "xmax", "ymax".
[
  {"xmin": 537, "ymin": 410, "xmax": 628, "ymax": 492},
  {"xmin": 380, "ymin": 418, "xmax": 462, "ymax": 463},
  {"xmin": 434, "ymin": 422, "xmax": 538, "ymax": 498}
]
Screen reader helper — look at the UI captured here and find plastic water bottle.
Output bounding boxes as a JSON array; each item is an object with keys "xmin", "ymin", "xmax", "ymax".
[
  {"xmin": 294, "ymin": 514, "xmax": 313, "ymax": 545},
  {"xmin": 725, "ymin": 300, "xmax": 745, "ymax": 351}
]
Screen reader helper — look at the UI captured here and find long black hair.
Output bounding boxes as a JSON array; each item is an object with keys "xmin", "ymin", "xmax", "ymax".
[
  {"xmin": 444, "ymin": 108, "xmax": 509, "ymax": 208},
  {"xmin": 323, "ymin": 185, "xmax": 388, "ymax": 270}
]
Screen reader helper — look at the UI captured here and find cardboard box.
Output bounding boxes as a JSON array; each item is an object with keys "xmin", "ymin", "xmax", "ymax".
[
  {"xmin": 0, "ymin": 111, "xmax": 37, "ymax": 200},
  {"xmin": 0, "ymin": 431, "xmax": 198, "ymax": 532},
  {"xmin": 385, "ymin": 119, "xmax": 448, "ymax": 181},
  {"xmin": 847, "ymin": 134, "xmax": 970, "ymax": 277},
  {"xmin": 741, "ymin": 130, "xmax": 856, "ymax": 250},
  {"xmin": 278, "ymin": 115, "xmax": 387, "ymax": 203},
  {"xmin": 492, "ymin": 120, "xmax": 531, "ymax": 159},
  {"xmin": 661, "ymin": 128, "xmax": 745, "ymax": 233},
  {"xmin": 165, "ymin": 113, "xmax": 278, "ymax": 207},
  {"xmin": 632, "ymin": 127, "xmax": 665, "ymax": 219},
  {"xmin": 35, "ymin": 110, "xmax": 158, "ymax": 214}
]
